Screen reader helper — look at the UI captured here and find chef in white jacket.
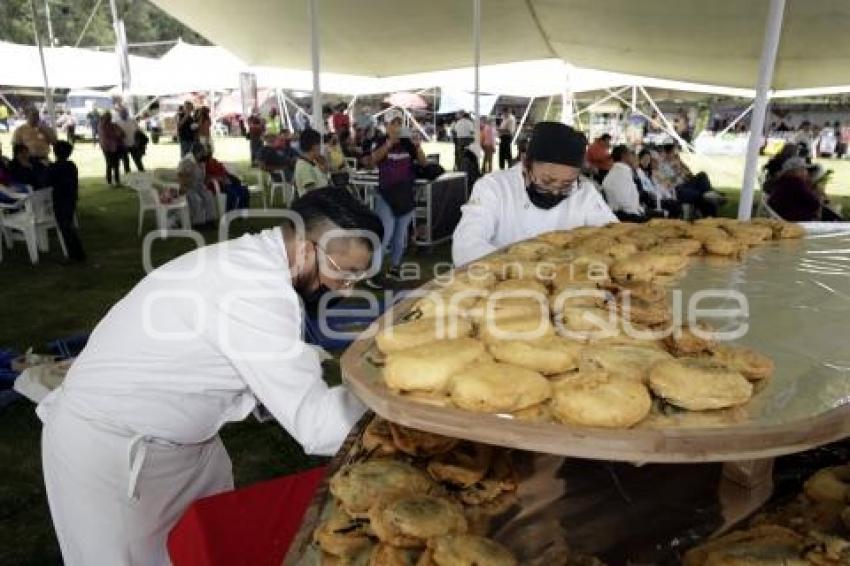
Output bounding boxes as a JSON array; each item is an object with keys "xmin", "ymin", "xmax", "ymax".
[
  {"xmin": 38, "ymin": 187, "xmax": 382, "ymax": 565},
  {"xmin": 452, "ymin": 121, "xmax": 617, "ymax": 266}
]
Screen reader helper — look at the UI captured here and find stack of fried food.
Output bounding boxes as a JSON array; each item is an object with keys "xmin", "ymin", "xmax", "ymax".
[
  {"xmin": 313, "ymin": 417, "xmax": 601, "ymax": 565},
  {"xmin": 683, "ymin": 463, "xmax": 850, "ymax": 564},
  {"xmin": 375, "ymin": 219, "xmax": 801, "ymax": 429}
]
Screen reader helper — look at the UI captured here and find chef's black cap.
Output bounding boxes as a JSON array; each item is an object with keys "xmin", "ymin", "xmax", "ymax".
[{"xmin": 527, "ymin": 122, "xmax": 587, "ymax": 167}]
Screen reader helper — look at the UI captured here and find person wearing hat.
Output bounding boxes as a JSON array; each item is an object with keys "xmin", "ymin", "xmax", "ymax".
[
  {"xmin": 767, "ymin": 157, "xmax": 825, "ymax": 221},
  {"xmin": 364, "ymin": 108, "xmax": 427, "ymax": 284},
  {"xmin": 452, "ymin": 121, "xmax": 617, "ymax": 266}
]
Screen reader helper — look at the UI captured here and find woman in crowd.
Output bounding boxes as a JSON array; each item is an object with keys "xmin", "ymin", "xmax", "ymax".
[
  {"xmin": 116, "ymin": 108, "xmax": 144, "ymax": 173},
  {"xmin": 293, "ymin": 128, "xmax": 330, "ymax": 194},
  {"xmin": 767, "ymin": 158, "xmax": 842, "ymax": 222},
  {"xmin": 365, "ymin": 109, "xmax": 427, "ymax": 284},
  {"xmin": 324, "ymin": 133, "xmax": 349, "ymax": 187},
  {"xmin": 98, "ymin": 113, "xmax": 124, "ymax": 187},
  {"xmin": 480, "ymin": 117, "xmax": 496, "ymax": 174},
  {"xmin": 202, "ymin": 147, "xmax": 249, "ymax": 212},
  {"xmin": 9, "ymin": 143, "xmax": 47, "ymax": 189},
  {"xmin": 637, "ymin": 148, "xmax": 682, "ymax": 218},
  {"xmin": 177, "ymin": 143, "xmax": 218, "ymax": 227},
  {"xmin": 197, "ymin": 106, "xmax": 213, "ymax": 151}
]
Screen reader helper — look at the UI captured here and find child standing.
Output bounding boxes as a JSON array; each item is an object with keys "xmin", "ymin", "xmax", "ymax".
[{"xmin": 47, "ymin": 141, "xmax": 86, "ymax": 262}]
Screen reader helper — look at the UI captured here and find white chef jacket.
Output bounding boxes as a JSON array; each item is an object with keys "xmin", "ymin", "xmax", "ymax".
[
  {"xmin": 602, "ymin": 162, "xmax": 644, "ymax": 216},
  {"xmin": 39, "ymin": 227, "xmax": 364, "ymax": 454},
  {"xmin": 38, "ymin": 227, "xmax": 366, "ymax": 565},
  {"xmin": 452, "ymin": 164, "xmax": 617, "ymax": 266}
]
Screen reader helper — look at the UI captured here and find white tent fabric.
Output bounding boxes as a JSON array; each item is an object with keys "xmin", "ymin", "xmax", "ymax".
[
  {"xmin": 149, "ymin": 0, "xmax": 850, "ymax": 91},
  {"xmin": 0, "ymin": 41, "xmax": 156, "ymax": 89},
  {"xmin": 437, "ymin": 90, "xmax": 499, "ymax": 115}
]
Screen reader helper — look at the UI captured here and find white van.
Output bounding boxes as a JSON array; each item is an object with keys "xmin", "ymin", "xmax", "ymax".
[{"xmin": 65, "ymin": 90, "xmax": 114, "ymax": 140}]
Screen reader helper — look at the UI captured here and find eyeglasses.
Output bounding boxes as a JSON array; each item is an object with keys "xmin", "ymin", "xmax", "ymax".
[
  {"xmin": 528, "ymin": 171, "xmax": 580, "ymax": 195},
  {"xmin": 312, "ymin": 240, "xmax": 369, "ymax": 288}
]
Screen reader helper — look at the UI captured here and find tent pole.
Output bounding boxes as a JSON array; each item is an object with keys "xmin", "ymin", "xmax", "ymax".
[
  {"xmin": 631, "ymin": 85, "xmax": 637, "ymax": 113},
  {"xmin": 513, "ymin": 96, "xmax": 534, "ymax": 145},
  {"xmin": 433, "ymin": 87, "xmax": 438, "ymax": 139},
  {"xmin": 401, "ymin": 107, "xmax": 430, "ymax": 141},
  {"xmin": 29, "ymin": 0, "xmax": 54, "ymax": 126},
  {"xmin": 308, "ymin": 0, "xmax": 323, "ymax": 136},
  {"xmin": 543, "ymin": 96, "xmax": 553, "ymax": 121},
  {"xmin": 739, "ymin": 0, "xmax": 786, "ymax": 220},
  {"xmin": 108, "ymin": 0, "xmax": 131, "ymax": 104},
  {"xmin": 719, "ymin": 103, "xmax": 754, "ymax": 136},
  {"xmin": 560, "ymin": 65, "xmax": 574, "ymax": 126},
  {"xmin": 573, "ymin": 86, "xmax": 631, "ymax": 118},
  {"xmin": 637, "ymin": 86, "xmax": 695, "ymax": 152},
  {"xmin": 280, "ymin": 90, "xmax": 294, "ymax": 131},
  {"xmin": 473, "ymin": 0, "xmax": 481, "ymax": 141},
  {"xmin": 275, "ymin": 89, "xmax": 287, "ymax": 129}
]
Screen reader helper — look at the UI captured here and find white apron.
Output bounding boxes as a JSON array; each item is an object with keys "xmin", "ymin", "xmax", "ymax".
[{"xmin": 40, "ymin": 392, "xmax": 233, "ymax": 566}]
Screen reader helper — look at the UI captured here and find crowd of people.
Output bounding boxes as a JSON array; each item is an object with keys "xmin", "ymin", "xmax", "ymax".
[
  {"xmin": 584, "ymin": 133, "xmax": 723, "ymax": 222},
  {"xmin": 1, "ymin": 107, "xmax": 85, "ymax": 262}
]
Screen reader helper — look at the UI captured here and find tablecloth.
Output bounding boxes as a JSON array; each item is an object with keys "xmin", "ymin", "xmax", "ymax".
[{"xmin": 168, "ymin": 466, "xmax": 326, "ymax": 566}]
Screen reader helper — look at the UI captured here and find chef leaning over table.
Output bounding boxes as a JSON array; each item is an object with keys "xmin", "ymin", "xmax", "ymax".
[
  {"xmin": 37, "ymin": 187, "xmax": 383, "ymax": 565},
  {"xmin": 452, "ymin": 121, "xmax": 618, "ymax": 266}
]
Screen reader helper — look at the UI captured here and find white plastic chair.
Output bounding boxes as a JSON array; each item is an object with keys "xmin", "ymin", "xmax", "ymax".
[
  {"xmin": 261, "ymin": 169, "xmax": 296, "ymax": 208},
  {"xmin": 344, "ymin": 157, "xmax": 359, "ymax": 171},
  {"xmin": 125, "ymin": 172, "xmax": 191, "ymax": 234},
  {"xmin": 1, "ymin": 188, "xmax": 67, "ymax": 264}
]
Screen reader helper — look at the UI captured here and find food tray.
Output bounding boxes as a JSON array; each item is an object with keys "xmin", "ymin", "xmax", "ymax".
[
  {"xmin": 284, "ymin": 414, "xmax": 773, "ymax": 565},
  {"xmin": 341, "ymin": 231, "xmax": 850, "ymax": 463}
]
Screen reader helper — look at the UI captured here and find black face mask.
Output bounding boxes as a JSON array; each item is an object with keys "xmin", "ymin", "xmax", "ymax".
[{"xmin": 526, "ymin": 182, "xmax": 569, "ymax": 210}]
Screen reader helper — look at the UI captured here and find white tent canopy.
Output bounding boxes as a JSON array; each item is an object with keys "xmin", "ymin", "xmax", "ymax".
[
  {"xmin": 0, "ymin": 41, "xmax": 157, "ymax": 90},
  {"xmin": 149, "ymin": 0, "xmax": 850, "ymax": 91}
]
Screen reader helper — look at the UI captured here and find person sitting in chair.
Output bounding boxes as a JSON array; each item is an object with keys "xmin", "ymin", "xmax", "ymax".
[
  {"xmin": 294, "ymin": 128, "xmax": 330, "ymax": 194},
  {"xmin": 656, "ymin": 143, "xmax": 720, "ymax": 217},
  {"xmin": 602, "ymin": 145, "xmax": 646, "ymax": 222}
]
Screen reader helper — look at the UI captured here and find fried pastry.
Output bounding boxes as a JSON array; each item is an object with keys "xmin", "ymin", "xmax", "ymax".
[
  {"xmin": 448, "ymin": 361, "xmax": 552, "ymax": 413},
  {"xmin": 649, "ymin": 358, "xmax": 753, "ymax": 411},
  {"xmin": 487, "ymin": 335, "xmax": 584, "ymax": 375},
  {"xmin": 330, "ymin": 459, "xmax": 436, "ymax": 518},
  {"xmin": 376, "ymin": 318, "xmax": 474, "ymax": 354},
  {"xmin": 388, "ymin": 422, "xmax": 459, "ymax": 457},
  {"xmin": 427, "ymin": 442, "xmax": 493, "ymax": 488},
  {"xmin": 383, "ymin": 338, "xmax": 486, "ymax": 393},
  {"xmin": 419, "ymin": 535, "xmax": 517, "ymax": 566},
  {"xmin": 704, "ymin": 344, "xmax": 775, "ymax": 381},
  {"xmin": 369, "ymin": 494, "xmax": 467, "ymax": 548},
  {"xmin": 579, "ymin": 344, "xmax": 673, "ymax": 384},
  {"xmin": 551, "ymin": 371, "xmax": 652, "ymax": 428}
]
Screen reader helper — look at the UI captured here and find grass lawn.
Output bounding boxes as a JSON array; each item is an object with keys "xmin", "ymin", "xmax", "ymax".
[{"xmin": 0, "ymin": 132, "xmax": 848, "ymax": 563}]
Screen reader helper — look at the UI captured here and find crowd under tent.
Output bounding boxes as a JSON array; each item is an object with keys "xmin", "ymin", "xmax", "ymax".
[{"xmin": 148, "ymin": 0, "xmax": 850, "ymax": 218}]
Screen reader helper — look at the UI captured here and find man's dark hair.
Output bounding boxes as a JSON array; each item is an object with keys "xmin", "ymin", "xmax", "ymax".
[
  {"xmin": 53, "ymin": 141, "xmax": 73, "ymax": 161},
  {"xmin": 661, "ymin": 143, "xmax": 677, "ymax": 153},
  {"xmin": 12, "ymin": 143, "xmax": 28, "ymax": 159},
  {"xmin": 638, "ymin": 148, "xmax": 651, "ymax": 160},
  {"xmin": 599, "ymin": 133, "xmax": 612, "ymax": 142},
  {"xmin": 300, "ymin": 128, "xmax": 321, "ymax": 153},
  {"xmin": 289, "ymin": 187, "xmax": 384, "ymax": 250},
  {"xmin": 611, "ymin": 144, "xmax": 630, "ymax": 162}
]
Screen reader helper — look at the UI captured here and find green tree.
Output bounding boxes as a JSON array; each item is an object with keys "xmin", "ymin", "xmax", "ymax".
[{"xmin": 0, "ymin": 0, "xmax": 208, "ymax": 56}]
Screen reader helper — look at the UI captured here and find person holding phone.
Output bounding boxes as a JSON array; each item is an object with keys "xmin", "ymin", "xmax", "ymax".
[{"xmin": 364, "ymin": 109, "xmax": 427, "ymax": 286}]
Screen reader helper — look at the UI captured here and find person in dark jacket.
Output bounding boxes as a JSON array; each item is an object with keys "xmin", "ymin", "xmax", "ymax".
[{"xmin": 47, "ymin": 141, "xmax": 86, "ymax": 261}]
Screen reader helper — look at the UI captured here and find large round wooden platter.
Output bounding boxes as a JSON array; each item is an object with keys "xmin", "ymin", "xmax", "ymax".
[{"xmin": 341, "ymin": 230, "xmax": 850, "ymax": 462}]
